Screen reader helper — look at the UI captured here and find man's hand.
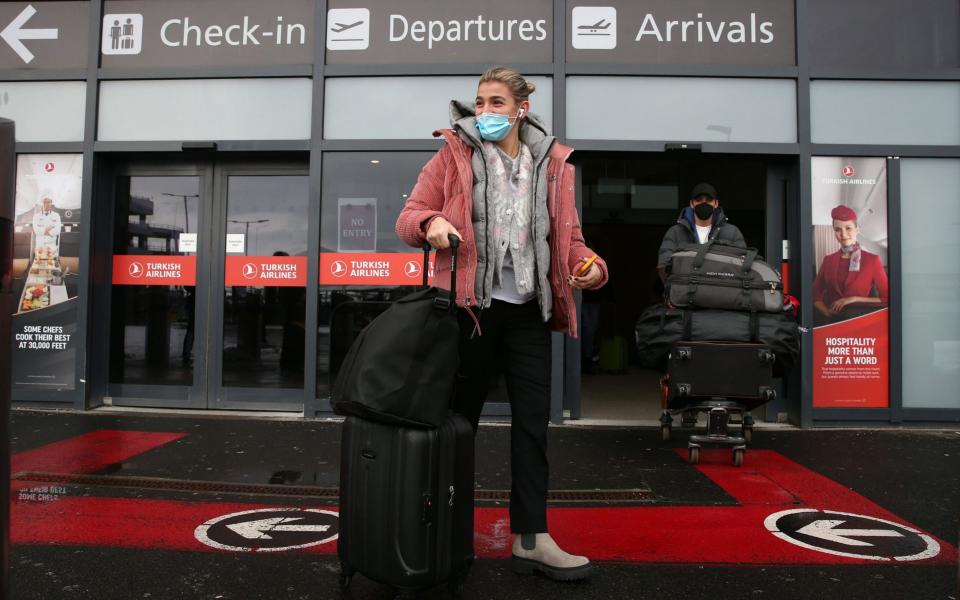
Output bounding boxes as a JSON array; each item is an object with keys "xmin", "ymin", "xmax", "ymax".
[{"xmin": 425, "ymin": 217, "xmax": 463, "ymax": 249}]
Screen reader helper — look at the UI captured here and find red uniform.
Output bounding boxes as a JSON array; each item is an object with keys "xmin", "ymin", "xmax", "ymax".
[{"xmin": 813, "ymin": 250, "xmax": 889, "ymax": 307}]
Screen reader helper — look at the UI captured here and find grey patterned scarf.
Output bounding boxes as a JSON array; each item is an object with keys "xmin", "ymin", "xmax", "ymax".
[{"xmin": 482, "ymin": 140, "xmax": 536, "ymax": 296}]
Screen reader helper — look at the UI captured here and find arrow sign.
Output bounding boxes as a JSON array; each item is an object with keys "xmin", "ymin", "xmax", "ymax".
[
  {"xmin": 795, "ymin": 519, "xmax": 904, "ymax": 547},
  {"xmin": 1, "ymin": 5, "xmax": 59, "ymax": 64},
  {"xmin": 226, "ymin": 517, "xmax": 331, "ymax": 540}
]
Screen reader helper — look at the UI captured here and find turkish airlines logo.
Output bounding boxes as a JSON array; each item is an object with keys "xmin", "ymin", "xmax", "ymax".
[
  {"xmin": 241, "ymin": 263, "xmax": 259, "ymax": 280},
  {"xmin": 43, "ymin": 162, "xmax": 55, "ymax": 173},
  {"xmin": 128, "ymin": 261, "xmax": 144, "ymax": 278},
  {"xmin": 330, "ymin": 260, "xmax": 348, "ymax": 278},
  {"xmin": 842, "ymin": 165, "xmax": 855, "ymax": 178},
  {"xmin": 404, "ymin": 261, "xmax": 422, "ymax": 279}
]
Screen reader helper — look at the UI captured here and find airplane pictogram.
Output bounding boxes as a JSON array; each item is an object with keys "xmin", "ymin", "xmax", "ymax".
[
  {"xmin": 578, "ymin": 20, "xmax": 612, "ymax": 33},
  {"xmin": 331, "ymin": 21, "xmax": 364, "ymax": 33}
]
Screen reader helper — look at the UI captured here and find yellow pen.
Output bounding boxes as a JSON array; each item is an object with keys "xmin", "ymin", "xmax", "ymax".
[{"xmin": 577, "ymin": 254, "xmax": 599, "ymax": 277}]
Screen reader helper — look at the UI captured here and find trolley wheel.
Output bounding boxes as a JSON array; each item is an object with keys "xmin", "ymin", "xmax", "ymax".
[
  {"xmin": 742, "ymin": 426, "xmax": 753, "ymax": 444},
  {"xmin": 733, "ymin": 448, "xmax": 745, "ymax": 467},
  {"xmin": 448, "ymin": 578, "xmax": 465, "ymax": 598},
  {"xmin": 688, "ymin": 447, "xmax": 700, "ymax": 464},
  {"xmin": 338, "ymin": 562, "xmax": 353, "ymax": 590},
  {"xmin": 660, "ymin": 423, "xmax": 672, "ymax": 442}
]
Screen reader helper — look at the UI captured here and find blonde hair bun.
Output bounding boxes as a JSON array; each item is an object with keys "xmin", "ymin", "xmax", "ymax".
[{"xmin": 479, "ymin": 66, "xmax": 534, "ymax": 103}]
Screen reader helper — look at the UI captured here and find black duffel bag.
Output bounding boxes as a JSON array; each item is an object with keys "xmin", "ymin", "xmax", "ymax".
[
  {"xmin": 332, "ymin": 237, "xmax": 460, "ymax": 428},
  {"xmin": 635, "ymin": 304, "xmax": 800, "ymax": 376},
  {"xmin": 667, "ymin": 241, "xmax": 783, "ymax": 312}
]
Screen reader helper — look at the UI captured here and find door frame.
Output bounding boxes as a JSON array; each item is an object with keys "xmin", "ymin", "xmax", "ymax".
[
  {"xmin": 209, "ymin": 160, "xmax": 309, "ymax": 411},
  {"xmin": 93, "ymin": 156, "xmax": 309, "ymax": 412}
]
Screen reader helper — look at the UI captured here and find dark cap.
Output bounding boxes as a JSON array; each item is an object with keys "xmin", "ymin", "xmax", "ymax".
[{"xmin": 690, "ymin": 183, "xmax": 717, "ymax": 199}]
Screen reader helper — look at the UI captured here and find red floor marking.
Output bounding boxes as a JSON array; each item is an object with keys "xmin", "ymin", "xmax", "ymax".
[
  {"xmin": 11, "ymin": 430, "xmax": 187, "ymax": 477},
  {"xmin": 10, "ymin": 448, "xmax": 958, "ymax": 565}
]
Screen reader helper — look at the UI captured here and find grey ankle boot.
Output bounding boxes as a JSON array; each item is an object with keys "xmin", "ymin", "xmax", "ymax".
[{"xmin": 511, "ymin": 533, "xmax": 593, "ymax": 581}]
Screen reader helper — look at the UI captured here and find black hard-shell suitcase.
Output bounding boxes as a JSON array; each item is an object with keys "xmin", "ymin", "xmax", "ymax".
[
  {"xmin": 666, "ymin": 341, "xmax": 776, "ymax": 410},
  {"xmin": 338, "ymin": 413, "xmax": 475, "ymax": 597}
]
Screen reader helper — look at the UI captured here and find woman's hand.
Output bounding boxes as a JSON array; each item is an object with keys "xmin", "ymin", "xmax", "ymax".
[
  {"xmin": 829, "ymin": 297, "xmax": 858, "ymax": 314},
  {"xmin": 425, "ymin": 217, "xmax": 462, "ymax": 249},
  {"xmin": 569, "ymin": 258, "xmax": 602, "ymax": 290}
]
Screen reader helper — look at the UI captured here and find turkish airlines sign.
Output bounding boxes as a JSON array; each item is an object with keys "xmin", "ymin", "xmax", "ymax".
[
  {"xmin": 567, "ymin": 0, "xmax": 795, "ymax": 66},
  {"xmin": 112, "ymin": 255, "xmax": 197, "ymax": 286},
  {"xmin": 100, "ymin": 0, "xmax": 314, "ymax": 68},
  {"xmin": 320, "ymin": 253, "xmax": 433, "ymax": 286},
  {"xmin": 224, "ymin": 255, "xmax": 307, "ymax": 287}
]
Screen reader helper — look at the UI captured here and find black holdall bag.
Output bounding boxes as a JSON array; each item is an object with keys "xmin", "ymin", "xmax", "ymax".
[
  {"xmin": 332, "ymin": 235, "xmax": 461, "ymax": 428},
  {"xmin": 635, "ymin": 304, "xmax": 800, "ymax": 376},
  {"xmin": 667, "ymin": 241, "xmax": 783, "ymax": 312}
]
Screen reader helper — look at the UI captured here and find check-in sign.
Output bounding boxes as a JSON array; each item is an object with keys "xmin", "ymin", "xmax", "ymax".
[
  {"xmin": 0, "ymin": 2, "xmax": 89, "ymax": 69},
  {"xmin": 101, "ymin": 0, "xmax": 314, "ymax": 68}
]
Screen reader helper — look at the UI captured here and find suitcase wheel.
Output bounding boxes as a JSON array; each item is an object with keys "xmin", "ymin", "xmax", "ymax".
[
  {"xmin": 688, "ymin": 446, "xmax": 700, "ymax": 464},
  {"xmin": 660, "ymin": 423, "xmax": 672, "ymax": 442},
  {"xmin": 742, "ymin": 426, "xmax": 753, "ymax": 444},
  {"xmin": 733, "ymin": 448, "xmax": 745, "ymax": 467}
]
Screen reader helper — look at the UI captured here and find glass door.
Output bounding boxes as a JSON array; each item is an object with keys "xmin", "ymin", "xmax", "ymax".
[
  {"xmin": 212, "ymin": 165, "xmax": 309, "ymax": 410},
  {"xmin": 107, "ymin": 165, "xmax": 211, "ymax": 407},
  {"xmin": 105, "ymin": 160, "xmax": 309, "ymax": 411}
]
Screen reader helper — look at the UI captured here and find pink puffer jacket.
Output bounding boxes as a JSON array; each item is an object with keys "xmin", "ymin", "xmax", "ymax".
[{"xmin": 395, "ymin": 129, "xmax": 608, "ymax": 337}]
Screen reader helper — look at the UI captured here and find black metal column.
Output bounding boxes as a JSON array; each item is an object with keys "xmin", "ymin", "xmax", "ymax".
[{"xmin": 0, "ymin": 117, "xmax": 16, "ymax": 600}]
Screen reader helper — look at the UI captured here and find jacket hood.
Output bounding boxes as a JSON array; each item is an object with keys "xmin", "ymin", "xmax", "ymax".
[{"xmin": 448, "ymin": 99, "xmax": 554, "ymax": 159}]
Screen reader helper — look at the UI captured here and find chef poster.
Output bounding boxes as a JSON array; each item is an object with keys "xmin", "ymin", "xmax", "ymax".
[
  {"xmin": 811, "ymin": 157, "xmax": 889, "ymax": 408},
  {"xmin": 10, "ymin": 154, "xmax": 84, "ymax": 392}
]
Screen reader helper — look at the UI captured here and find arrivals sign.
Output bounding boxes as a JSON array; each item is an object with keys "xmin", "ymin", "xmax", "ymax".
[
  {"xmin": 811, "ymin": 157, "xmax": 890, "ymax": 409},
  {"xmin": 320, "ymin": 252, "xmax": 432, "ymax": 286},
  {"xmin": 100, "ymin": 0, "xmax": 314, "ymax": 68},
  {"xmin": 567, "ymin": 0, "xmax": 795, "ymax": 66},
  {"xmin": 0, "ymin": 2, "xmax": 89, "ymax": 69},
  {"xmin": 325, "ymin": 0, "xmax": 553, "ymax": 64}
]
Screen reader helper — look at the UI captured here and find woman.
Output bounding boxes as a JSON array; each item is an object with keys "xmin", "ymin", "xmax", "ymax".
[
  {"xmin": 813, "ymin": 204, "xmax": 888, "ymax": 325},
  {"xmin": 396, "ymin": 66, "xmax": 608, "ymax": 581}
]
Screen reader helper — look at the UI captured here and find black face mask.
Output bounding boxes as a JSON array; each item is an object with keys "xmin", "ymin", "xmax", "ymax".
[{"xmin": 693, "ymin": 203, "xmax": 715, "ymax": 221}]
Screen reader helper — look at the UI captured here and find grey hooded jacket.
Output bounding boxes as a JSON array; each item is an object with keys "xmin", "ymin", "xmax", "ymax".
[
  {"xmin": 448, "ymin": 100, "xmax": 556, "ymax": 322},
  {"xmin": 657, "ymin": 206, "xmax": 746, "ymax": 271}
]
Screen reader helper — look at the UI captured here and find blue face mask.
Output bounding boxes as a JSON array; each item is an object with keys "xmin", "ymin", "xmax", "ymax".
[{"xmin": 476, "ymin": 110, "xmax": 522, "ymax": 142}]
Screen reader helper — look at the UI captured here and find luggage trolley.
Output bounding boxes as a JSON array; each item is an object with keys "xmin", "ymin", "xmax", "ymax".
[{"xmin": 658, "ymin": 341, "xmax": 777, "ymax": 466}]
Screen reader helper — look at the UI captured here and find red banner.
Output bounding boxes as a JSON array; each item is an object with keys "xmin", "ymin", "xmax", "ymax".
[
  {"xmin": 112, "ymin": 255, "xmax": 196, "ymax": 286},
  {"xmin": 319, "ymin": 252, "xmax": 433, "ymax": 286},
  {"xmin": 813, "ymin": 309, "xmax": 889, "ymax": 408},
  {"xmin": 224, "ymin": 256, "xmax": 307, "ymax": 287}
]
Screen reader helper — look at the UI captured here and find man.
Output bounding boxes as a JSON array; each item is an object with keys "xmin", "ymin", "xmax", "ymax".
[
  {"xmin": 657, "ymin": 183, "xmax": 745, "ymax": 283},
  {"xmin": 32, "ymin": 193, "xmax": 61, "ymax": 250}
]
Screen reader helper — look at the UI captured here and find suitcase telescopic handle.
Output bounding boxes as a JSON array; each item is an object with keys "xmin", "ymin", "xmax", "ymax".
[{"xmin": 422, "ymin": 235, "xmax": 460, "ymax": 312}]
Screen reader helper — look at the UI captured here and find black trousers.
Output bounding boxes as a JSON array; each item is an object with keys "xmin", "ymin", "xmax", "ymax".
[{"xmin": 454, "ymin": 299, "xmax": 551, "ymax": 534}]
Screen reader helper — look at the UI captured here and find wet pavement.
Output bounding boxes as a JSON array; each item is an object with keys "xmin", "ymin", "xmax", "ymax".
[{"xmin": 7, "ymin": 408, "xmax": 960, "ymax": 600}]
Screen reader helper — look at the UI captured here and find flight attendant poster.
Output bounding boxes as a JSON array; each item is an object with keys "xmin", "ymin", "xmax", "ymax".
[
  {"xmin": 811, "ymin": 157, "xmax": 889, "ymax": 408},
  {"xmin": 10, "ymin": 154, "xmax": 84, "ymax": 392}
]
